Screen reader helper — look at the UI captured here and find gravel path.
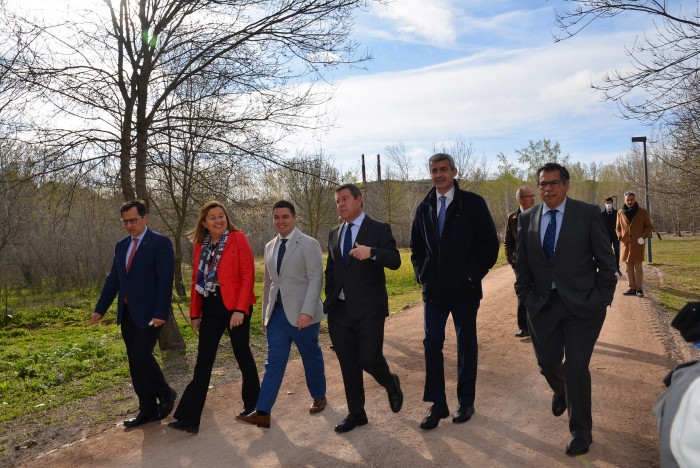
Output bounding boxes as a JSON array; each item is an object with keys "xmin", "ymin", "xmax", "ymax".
[{"xmin": 20, "ymin": 265, "xmax": 684, "ymax": 467}]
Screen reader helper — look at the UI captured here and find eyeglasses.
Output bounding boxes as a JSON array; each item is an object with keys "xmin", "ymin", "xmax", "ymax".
[
  {"xmin": 538, "ymin": 180, "xmax": 563, "ymax": 189},
  {"xmin": 121, "ymin": 216, "xmax": 143, "ymax": 226},
  {"xmin": 519, "ymin": 195, "xmax": 535, "ymax": 199}
]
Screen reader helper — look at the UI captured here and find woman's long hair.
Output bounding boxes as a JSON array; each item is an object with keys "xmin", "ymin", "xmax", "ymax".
[{"xmin": 190, "ymin": 200, "xmax": 239, "ymax": 243}]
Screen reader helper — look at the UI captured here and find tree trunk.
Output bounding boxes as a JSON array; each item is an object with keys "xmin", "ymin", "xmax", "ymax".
[
  {"xmin": 173, "ymin": 235, "xmax": 187, "ymax": 297},
  {"xmin": 158, "ymin": 305, "xmax": 186, "ymax": 351}
]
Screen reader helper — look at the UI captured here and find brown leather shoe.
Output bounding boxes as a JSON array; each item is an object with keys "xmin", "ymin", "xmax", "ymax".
[
  {"xmin": 310, "ymin": 397, "xmax": 327, "ymax": 414},
  {"xmin": 235, "ymin": 411, "xmax": 271, "ymax": 428}
]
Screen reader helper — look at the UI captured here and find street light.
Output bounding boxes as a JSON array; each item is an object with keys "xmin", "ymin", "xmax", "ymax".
[{"xmin": 631, "ymin": 136, "xmax": 652, "ymax": 262}]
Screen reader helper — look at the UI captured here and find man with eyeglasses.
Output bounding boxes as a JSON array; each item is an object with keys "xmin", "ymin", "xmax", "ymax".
[
  {"xmin": 92, "ymin": 199, "xmax": 177, "ymax": 428},
  {"xmin": 504, "ymin": 186, "xmax": 536, "ymax": 338},
  {"xmin": 515, "ymin": 163, "xmax": 617, "ymax": 456}
]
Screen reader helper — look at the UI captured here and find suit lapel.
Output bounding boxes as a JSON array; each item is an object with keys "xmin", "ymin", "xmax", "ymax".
[
  {"xmin": 554, "ymin": 199, "xmax": 577, "ymax": 260},
  {"xmin": 278, "ymin": 231, "xmax": 302, "ymax": 275},
  {"xmin": 127, "ymin": 229, "xmax": 151, "ymax": 274},
  {"xmin": 355, "ymin": 215, "xmax": 372, "ymax": 246}
]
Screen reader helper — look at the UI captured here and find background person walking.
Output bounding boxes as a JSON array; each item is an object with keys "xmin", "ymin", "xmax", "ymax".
[{"xmin": 616, "ymin": 191, "xmax": 653, "ymax": 297}]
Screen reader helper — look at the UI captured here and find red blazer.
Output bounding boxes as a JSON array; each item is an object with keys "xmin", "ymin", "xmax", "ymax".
[{"xmin": 190, "ymin": 231, "xmax": 256, "ymax": 318}]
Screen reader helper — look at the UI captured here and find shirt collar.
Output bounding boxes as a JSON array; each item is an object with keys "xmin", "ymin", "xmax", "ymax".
[
  {"xmin": 133, "ymin": 227, "xmax": 148, "ymax": 241},
  {"xmin": 345, "ymin": 212, "xmax": 365, "ymax": 227},
  {"xmin": 277, "ymin": 227, "xmax": 297, "ymax": 241}
]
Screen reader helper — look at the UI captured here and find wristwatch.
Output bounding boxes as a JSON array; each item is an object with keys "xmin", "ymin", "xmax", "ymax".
[{"xmin": 370, "ymin": 248, "xmax": 377, "ymax": 258}]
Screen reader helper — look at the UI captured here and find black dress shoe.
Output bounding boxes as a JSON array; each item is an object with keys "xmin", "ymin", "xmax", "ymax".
[
  {"xmin": 239, "ymin": 408, "xmax": 255, "ymax": 417},
  {"xmin": 552, "ymin": 393, "xmax": 566, "ymax": 417},
  {"xmin": 452, "ymin": 404, "xmax": 474, "ymax": 423},
  {"xmin": 623, "ymin": 288, "xmax": 637, "ymax": 295},
  {"xmin": 420, "ymin": 403, "xmax": 450, "ymax": 430},
  {"xmin": 124, "ymin": 412, "xmax": 160, "ymax": 428},
  {"xmin": 388, "ymin": 374, "xmax": 403, "ymax": 413},
  {"xmin": 158, "ymin": 387, "xmax": 177, "ymax": 419},
  {"xmin": 168, "ymin": 420, "xmax": 199, "ymax": 434},
  {"xmin": 566, "ymin": 436, "xmax": 592, "ymax": 456},
  {"xmin": 334, "ymin": 413, "xmax": 368, "ymax": 433},
  {"xmin": 515, "ymin": 329, "xmax": 530, "ymax": 337},
  {"xmin": 636, "ymin": 289, "xmax": 644, "ymax": 297}
]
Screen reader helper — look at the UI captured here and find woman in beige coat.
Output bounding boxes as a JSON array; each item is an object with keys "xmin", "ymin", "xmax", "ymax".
[{"xmin": 616, "ymin": 191, "xmax": 653, "ymax": 297}]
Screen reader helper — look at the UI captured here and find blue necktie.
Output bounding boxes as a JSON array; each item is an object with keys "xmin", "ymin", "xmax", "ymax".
[
  {"xmin": 437, "ymin": 195, "xmax": 447, "ymax": 237},
  {"xmin": 342, "ymin": 223, "xmax": 353, "ymax": 265},
  {"xmin": 276, "ymin": 238, "xmax": 288, "ymax": 274},
  {"xmin": 543, "ymin": 209, "xmax": 558, "ymax": 261}
]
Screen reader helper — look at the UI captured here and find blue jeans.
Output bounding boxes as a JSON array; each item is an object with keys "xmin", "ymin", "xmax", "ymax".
[{"xmin": 256, "ymin": 302, "xmax": 326, "ymax": 413}]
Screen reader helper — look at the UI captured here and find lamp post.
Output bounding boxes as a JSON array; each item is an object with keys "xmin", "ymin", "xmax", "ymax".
[{"xmin": 631, "ymin": 136, "xmax": 652, "ymax": 263}]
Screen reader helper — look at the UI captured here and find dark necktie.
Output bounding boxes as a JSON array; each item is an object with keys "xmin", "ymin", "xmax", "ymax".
[
  {"xmin": 276, "ymin": 238, "xmax": 288, "ymax": 275},
  {"xmin": 437, "ymin": 195, "xmax": 447, "ymax": 237},
  {"xmin": 543, "ymin": 209, "xmax": 558, "ymax": 261},
  {"xmin": 342, "ymin": 223, "xmax": 353, "ymax": 265}
]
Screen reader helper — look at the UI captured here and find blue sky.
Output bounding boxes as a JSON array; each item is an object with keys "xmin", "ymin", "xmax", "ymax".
[{"xmin": 284, "ymin": 0, "xmax": 659, "ymax": 177}]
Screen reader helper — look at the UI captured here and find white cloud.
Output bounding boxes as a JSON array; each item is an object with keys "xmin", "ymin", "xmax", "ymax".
[
  {"xmin": 285, "ymin": 30, "xmax": 644, "ymax": 170},
  {"xmin": 369, "ymin": 0, "xmax": 458, "ymax": 46}
]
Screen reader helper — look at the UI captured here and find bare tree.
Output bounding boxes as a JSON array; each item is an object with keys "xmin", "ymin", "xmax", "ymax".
[
  {"xmin": 8, "ymin": 0, "xmax": 377, "ymax": 203},
  {"xmin": 433, "ymin": 137, "xmax": 488, "ymax": 190},
  {"xmin": 277, "ymin": 151, "xmax": 341, "ymax": 239},
  {"xmin": 555, "ymin": 1, "xmax": 700, "ymax": 125}
]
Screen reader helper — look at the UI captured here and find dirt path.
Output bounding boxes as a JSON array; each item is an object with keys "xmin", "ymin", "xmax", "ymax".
[{"xmin": 23, "ymin": 266, "xmax": 670, "ymax": 467}]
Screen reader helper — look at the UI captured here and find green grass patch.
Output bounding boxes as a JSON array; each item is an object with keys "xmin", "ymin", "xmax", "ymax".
[{"xmin": 648, "ymin": 236, "xmax": 700, "ymax": 314}]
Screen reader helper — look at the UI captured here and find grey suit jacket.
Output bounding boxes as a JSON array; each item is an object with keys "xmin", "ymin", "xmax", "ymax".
[
  {"xmin": 262, "ymin": 228, "xmax": 324, "ymax": 327},
  {"xmin": 515, "ymin": 197, "xmax": 617, "ymax": 318}
]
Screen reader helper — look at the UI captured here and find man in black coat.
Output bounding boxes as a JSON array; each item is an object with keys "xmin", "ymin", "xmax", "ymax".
[
  {"xmin": 601, "ymin": 196, "xmax": 623, "ymax": 276},
  {"xmin": 410, "ymin": 153, "xmax": 499, "ymax": 430},
  {"xmin": 324, "ymin": 183, "xmax": 403, "ymax": 433}
]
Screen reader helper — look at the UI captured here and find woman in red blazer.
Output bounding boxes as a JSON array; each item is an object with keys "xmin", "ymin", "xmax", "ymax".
[{"xmin": 169, "ymin": 201, "xmax": 260, "ymax": 434}]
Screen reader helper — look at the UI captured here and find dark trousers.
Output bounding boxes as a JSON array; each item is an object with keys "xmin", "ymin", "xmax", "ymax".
[
  {"xmin": 328, "ymin": 301, "xmax": 394, "ymax": 416},
  {"xmin": 528, "ymin": 291, "xmax": 606, "ymax": 440},
  {"xmin": 423, "ymin": 297, "xmax": 480, "ymax": 406},
  {"xmin": 256, "ymin": 302, "xmax": 326, "ymax": 413},
  {"xmin": 512, "ymin": 266, "xmax": 529, "ymax": 331},
  {"xmin": 121, "ymin": 306, "xmax": 170, "ymax": 414},
  {"xmin": 611, "ymin": 238, "xmax": 621, "ymax": 270},
  {"xmin": 174, "ymin": 293, "xmax": 260, "ymax": 425}
]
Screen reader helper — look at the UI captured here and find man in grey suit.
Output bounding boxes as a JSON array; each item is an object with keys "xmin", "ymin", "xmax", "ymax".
[
  {"xmin": 236, "ymin": 200, "xmax": 326, "ymax": 429},
  {"xmin": 515, "ymin": 163, "xmax": 617, "ymax": 456}
]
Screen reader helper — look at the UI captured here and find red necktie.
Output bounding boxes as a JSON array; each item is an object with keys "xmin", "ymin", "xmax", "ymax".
[{"xmin": 126, "ymin": 237, "xmax": 139, "ymax": 272}]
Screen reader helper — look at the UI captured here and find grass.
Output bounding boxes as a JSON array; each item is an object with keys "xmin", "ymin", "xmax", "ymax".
[
  {"xmin": 0, "ymin": 246, "xmax": 507, "ymax": 429},
  {"xmin": 648, "ymin": 236, "xmax": 700, "ymax": 314}
]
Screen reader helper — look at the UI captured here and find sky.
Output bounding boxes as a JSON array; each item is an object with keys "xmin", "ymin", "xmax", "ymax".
[
  {"xmin": 9, "ymin": 0, "xmax": 661, "ymax": 179},
  {"xmin": 283, "ymin": 0, "xmax": 660, "ymax": 177}
]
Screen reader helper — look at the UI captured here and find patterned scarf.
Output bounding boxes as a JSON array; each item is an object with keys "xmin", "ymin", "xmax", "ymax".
[
  {"xmin": 622, "ymin": 202, "xmax": 639, "ymax": 222},
  {"xmin": 195, "ymin": 230, "xmax": 229, "ymax": 297}
]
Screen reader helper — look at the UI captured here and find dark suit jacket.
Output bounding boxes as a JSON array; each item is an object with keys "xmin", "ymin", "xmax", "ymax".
[
  {"xmin": 324, "ymin": 215, "xmax": 401, "ymax": 320},
  {"xmin": 95, "ymin": 228, "xmax": 175, "ymax": 328},
  {"xmin": 514, "ymin": 198, "xmax": 617, "ymax": 319},
  {"xmin": 410, "ymin": 181, "xmax": 499, "ymax": 304},
  {"xmin": 601, "ymin": 208, "xmax": 617, "ymax": 241},
  {"xmin": 504, "ymin": 208, "xmax": 522, "ymax": 267}
]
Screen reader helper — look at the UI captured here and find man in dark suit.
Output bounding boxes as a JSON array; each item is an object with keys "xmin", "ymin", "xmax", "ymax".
[
  {"xmin": 92, "ymin": 199, "xmax": 177, "ymax": 428},
  {"xmin": 515, "ymin": 163, "xmax": 617, "ymax": 456},
  {"xmin": 601, "ymin": 196, "xmax": 623, "ymax": 276},
  {"xmin": 324, "ymin": 183, "xmax": 403, "ymax": 433},
  {"xmin": 505, "ymin": 186, "xmax": 536, "ymax": 337},
  {"xmin": 410, "ymin": 153, "xmax": 499, "ymax": 430}
]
